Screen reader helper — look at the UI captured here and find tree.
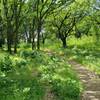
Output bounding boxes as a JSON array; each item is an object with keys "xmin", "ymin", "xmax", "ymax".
[
  {"xmin": 91, "ymin": 0, "xmax": 100, "ymax": 44},
  {"xmin": 50, "ymin": 0, "xmax": 90, "ymax": 48},
  {"xmin": 13, "ymin": 0, "xmax": 26, "ymax": 53},
  {"xmin": 33, "ymin": 0, "xmax": 75, "ymax": 49},
  {"xmin": 0, "ymin": 15, "xmax": 5, "ymax": 48},
  {"xmin": 1, "ymin": 0, "xmax": 26, "ymax": 53}
]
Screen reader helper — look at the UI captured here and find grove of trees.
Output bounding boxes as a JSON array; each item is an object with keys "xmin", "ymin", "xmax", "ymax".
[
  {"xmin": 0, "ymin": 0, "xmax": 100, "ymax": 100},
  {"xmin": 0, "ymin": 0, "xmax": 100, "ymax": 53}
]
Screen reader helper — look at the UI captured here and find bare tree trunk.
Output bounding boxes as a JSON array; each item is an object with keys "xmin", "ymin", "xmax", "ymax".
[
  {"xmin": 7, "ymin": 21, "xmax": 12, "ymax": 54},
  {"xmin": 14, "ymin": 18, "xmax": 18, "ymax": 53},
  {"xmin": 14, "ymin": 32, "xmax": 18, "ymax": 53},
  {"xmin": 37, "ymin": 25, "xmax": 41, "ymax": 50},
  {"xmin": 42, "ymin": 37, "xmax": 45, "ymax": 44},
  {"xmin": 32, "ymin": 35, "xmax": 35, "ymax": 50},
  {"xmin": 28, "ymin": 24, "xmax": 32, "ymax": 43},
  {"xmin": 32, "ymin": 19, "xmax": 35, "ymax": 50},
  {"xmin": 61, "ymin": 37, "xmax": 67, "ymax": 48}
]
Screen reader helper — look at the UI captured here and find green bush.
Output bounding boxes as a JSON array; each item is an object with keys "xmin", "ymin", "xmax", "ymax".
[
  {"xmin": 30, "ymin": 51, "xmax": 48, "ymax": 65},
  {"xmin": 19, "ymin": 50, "xmax": 31, "ymax": 58},
  {"xmin": 0, "ymin": 56, "xmax": 14, "ymax": 74},
  {"xmin": 30, "ymin": 50, "xmax": 39, "ymax": 58},
  {"xmin": 52, "ymin": 79, "xmax": 80, "ymax": 100},
  {"xmin": 15, "ymin": 59, "xmax": 27, "ymax": 68},
  {"xmin": 0, "ymin": 78, "xmax": 16, "ymax": 99}
]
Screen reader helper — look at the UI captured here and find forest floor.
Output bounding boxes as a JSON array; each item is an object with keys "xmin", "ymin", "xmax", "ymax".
[
  {"xmin": 43, "ymin": 49, "xmax": 100, "ymax": 100},
  {"xmin": 69, "ymin": 60, "xmax": 100, "ymax": 100}
]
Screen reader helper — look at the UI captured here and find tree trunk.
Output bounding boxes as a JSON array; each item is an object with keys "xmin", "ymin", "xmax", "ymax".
[
  {"xmin": 7, "ymin": 34, "xmax": 12, "ymax": 53},
  {"xmin": 0, "ymin": 39, "xmax": 4, "ymax": 48},
  {"xmin": 0, "ymin": 38, "xmax": 5, "ymax": 48},
  {"xmin": 28, "ymin": 24, "xmax": 32, "ymax": 43},
  {"xmin": 42, "ymin": 37, "xmax": 45, "ymax": 44},
  {"xmin": 14, "ymin": 32, "xmax": 18, "ymax": 53},
  {"xmin": 14, "ymin": 18, "xmax": 18, "ymax": 53},
  {"xmin": 7, "ymin": 22, "xmax": 12, "ymax": 54},
  {"xmin": 36, "ymin": 0, "xmax": 41, "ymax": 50},
  {"xmin": 37, "ymin": 24, "xmax": 41, "ymax": 50},
  {"xmin": 28, "ymin": 34, "xmax": 32, "ymax": 43},
  {"xmin": 32, "ymin": 33, "xmax": 35, "ymax": 50},
  {"xmin": 42, "ymin": 33, "xmax": 45, "ymax": 44},
  {"xmin": 37, "ymin": 29, "xmax": 40, "ymax": 49},
  {"xmin": 32, "ymin": 19, "xmax": 35, "ymax": 50},
  {"xmin": 61, "ymin": 37, "xmax": 67, "ymax": 48}
]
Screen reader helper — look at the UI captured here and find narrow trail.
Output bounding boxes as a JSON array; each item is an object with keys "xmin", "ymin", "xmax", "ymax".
[
  {"xmin": 44, "ymin": 86, "xmax": 56, "ymax": 100},
  {"xmin": 69, "ymin": 60, "xmax": 100, "ymax": 100}
]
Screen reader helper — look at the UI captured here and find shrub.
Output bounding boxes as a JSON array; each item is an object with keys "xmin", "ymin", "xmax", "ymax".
[
  {"xmin": 25, "ymin": 79, "xmax": 45, "ymax": 100},
  {"xmin": 52, "ymin": 79, "xmax": 80, "ymax": 100},
  {"xmin": 15, "ymin": 59, "xmax": 27, "ymax": 68},
  {"xmin": 0, "ymin": 55, "xmax": 14, "ymax": 74},
  {"xmin": 0, "ymin": 78, "xmax": 15, "ymax": 99},
  {"xmin": 30, "ymin": 51, "xmax": 47, "ymax": 64},
  {"xmin": 19, "ymin": 50, "xmax": 31, "ymax": 58}
]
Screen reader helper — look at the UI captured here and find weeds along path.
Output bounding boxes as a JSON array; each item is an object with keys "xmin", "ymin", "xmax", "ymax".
[
  {"xmin": 44, "ymin": 86, "xmax": 56, "ymax": 100},
  {"xmin": 42, "ymin": 50, "xmax": 61, "ymax": 100},
  {"xmin": 69, "ymin": 60, "xmax": 100, "ymax": 100}
]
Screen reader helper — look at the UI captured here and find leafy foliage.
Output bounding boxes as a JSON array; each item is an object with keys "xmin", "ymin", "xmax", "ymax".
[
  {"xmin": 0, "ymin": 55, "xmax": 14, "ymax": 74},
  {"xmin": 0, "ymin": 0, "xmax": 100, "ymax": 100}
]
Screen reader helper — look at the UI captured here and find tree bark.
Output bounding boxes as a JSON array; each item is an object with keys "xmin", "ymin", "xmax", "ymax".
[
  {"xmin": 42, "ymin": 37, "xmax": 45, "ymax": 44},
  {"xmin": 37, "ymin": 25, "xmax": 41, "ymax": 50},
  {"xmin": 61, "ymin": 37, "xmax": 67, "ymax": 48},
  {"xmin": 32, "ymin": 37, "xmax": 35, "ymax": 50},
  {"xmin": 32, "ymin": 32, "xmax": 35, "ymax": 50},
  {"xmin": 14, "ymin": 32, "xmax": 18, "ymax": 53},
  {"xmin": 14, "ymin": 18, "xmax": 18, "ymax": 53},
  {"xmin": 28, "ymin": 34, "xmax": 32, "ymax": 43},
  {"xmin": 7, "ymin": 22, "xmax": 12, "ymax": 54}
]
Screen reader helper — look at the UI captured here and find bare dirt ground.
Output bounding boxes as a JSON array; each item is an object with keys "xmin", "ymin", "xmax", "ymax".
[{"xmin": 69, "ymin": 60, "xmax": 100, "ymax": 100}]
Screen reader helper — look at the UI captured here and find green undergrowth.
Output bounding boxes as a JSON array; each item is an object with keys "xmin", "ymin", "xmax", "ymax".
[
  {"xmin": 42, "ymin": 36, "xmax": 100, "ymax": 75},
  {"xmin": 69, "ymin": 46, "xmax": 100, "ymax": 75},
  {"xmin": 0, "ymin": 49, "xmax": 82, "ymax": 100},
  {"xmin": 67, "ymin": 36, "xmax": 100, "ymax": 75}
]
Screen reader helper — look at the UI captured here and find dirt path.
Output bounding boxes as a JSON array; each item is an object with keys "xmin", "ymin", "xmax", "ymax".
[
  {"xmin": 69, "ymin": 60, "xmax": 100, "ymax": 100},
  {"xmin": 44, "ymin": 86, "xmax": 56, "ymax": 100},
  {"xmin": 43, "ymin": 49, "xmax": 100, "ymax": 100}
]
